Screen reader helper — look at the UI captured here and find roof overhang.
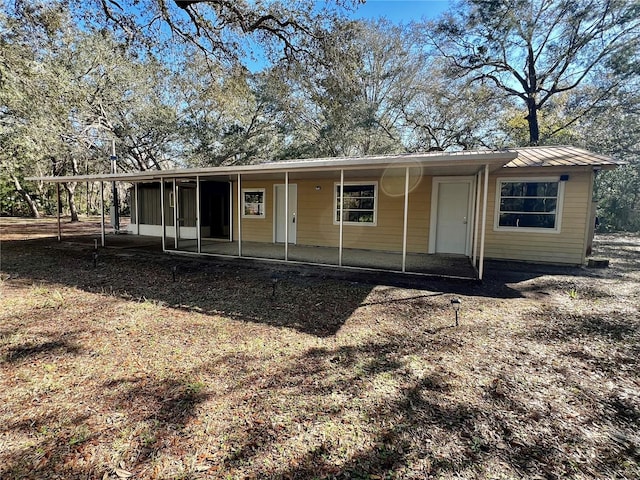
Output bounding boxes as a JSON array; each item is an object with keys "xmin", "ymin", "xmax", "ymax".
[{"xmin": 26, "ymin": 151, "xmax": 517, "ymax": 184}]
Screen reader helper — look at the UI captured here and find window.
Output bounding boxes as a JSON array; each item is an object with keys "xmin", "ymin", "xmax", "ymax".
[
  {"xmin": 334, "ymin": 182, "xmax": 377, "ymax": 225},
  {"xmin": 495, "ymin": 178, "xmax": 563, "ymax": 232},
  {"xmin": 242, "ymin": 188, "xmax": 265, "ymax": 218}
]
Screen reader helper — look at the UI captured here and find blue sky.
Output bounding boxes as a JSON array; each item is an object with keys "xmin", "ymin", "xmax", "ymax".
[
  {"xmin": 243, "ymin": 1, "xmax": 452, "ymax": 71},
  {"xmin": 351, "ymin": 0, "xmax": 451, "ymax": 23}
]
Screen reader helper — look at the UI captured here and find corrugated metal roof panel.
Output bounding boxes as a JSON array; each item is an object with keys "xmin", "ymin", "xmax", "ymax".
[{"xmin": 506, "ymin": 146, "xmax": 621, "ymax": 168}]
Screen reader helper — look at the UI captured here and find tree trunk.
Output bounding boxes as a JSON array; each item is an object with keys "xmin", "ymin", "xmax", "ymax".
[
  {"xmin": 526, "ymin": 96, "xmax": 540, "ymax": 146},
  {"xmin": 63, "ymin": 182, "xmax": 79, "ymax": 222},
  {"xmin": 10, "ymin": 174, "xmax": 40, "ymax": 218}
]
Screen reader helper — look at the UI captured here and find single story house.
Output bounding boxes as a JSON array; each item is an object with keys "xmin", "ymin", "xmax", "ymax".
[{"xmin": 29, "ymin": 146, "xmax": 621, "ymax": 280}]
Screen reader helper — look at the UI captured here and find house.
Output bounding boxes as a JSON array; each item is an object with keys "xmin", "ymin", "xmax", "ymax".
[{"xmin": 29, "ymin": 146, "xmax": 621, "ymax": 280}]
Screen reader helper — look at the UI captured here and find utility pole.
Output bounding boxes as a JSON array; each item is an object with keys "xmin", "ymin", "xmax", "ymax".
[{"xmin": 110, "ymin": 139, "xmax": 119, "ymax": 233}]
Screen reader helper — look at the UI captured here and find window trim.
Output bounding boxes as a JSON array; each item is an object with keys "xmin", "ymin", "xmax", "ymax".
[
  {"xmin": 494, "ymin": 176, "xmax": 564, "ymax": 234},
  {"xmin": 242, "ymin": 188, "xmax": 266, "ymax": 219},
  {"xmin": 333, "ymin": 181, "xmax": 378, "ymax": 226}
]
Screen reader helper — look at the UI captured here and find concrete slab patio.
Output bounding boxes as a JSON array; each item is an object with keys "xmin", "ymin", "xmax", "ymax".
[{"xmin": 61, "ymin": 232, "xmax": 478, "ymax": 280}]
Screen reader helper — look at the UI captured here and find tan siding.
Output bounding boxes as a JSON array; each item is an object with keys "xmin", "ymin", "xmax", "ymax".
[
  {"xmin": 233, "ymin": 180, "xmax": 274, "ymax": 243},
  {"xmin": 229, "ymin": 176, "xmax": 432, "ymax": 252},
  {"xmin": 484, "ymin": 170, "xmax": 592, "ymax": 264},
  {"xmin": 297, "ymin": 179, "xmax": 338, "ymax": 246},
  {"xmin": 227, "ymin": 168, "xmax": 593, "ymax": 264},
  {"xmin": 296, "ymin": 176, "xmax": 431, "ymax": 252}
]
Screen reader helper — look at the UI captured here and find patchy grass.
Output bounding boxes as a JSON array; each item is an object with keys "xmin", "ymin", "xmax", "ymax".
[{"xmin": 1, "ymin": 218, "xmax": 639, "ymax": 479}]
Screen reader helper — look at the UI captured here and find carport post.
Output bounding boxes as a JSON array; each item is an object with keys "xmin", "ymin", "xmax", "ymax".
[
  {"xmin": 338, "ymin": 169, "xmax": 344, "ymax": 266},
  {"xmin": 173, "ymin": 178, "xmax": 178, "ymax": 250},
  {"xmin": 160, "ymin": 178, "xmax": 166, "ymax": 251},
  {"xmin": 479, "ymin": 164, "xmax": 489, "ymax": 280},
  {"xmin": 196, "ymin": 175, "xmax": 201, "ymax": 254},
  {"xmin": 472, "ymin": 170, "xmax": 481, "ymax": 267},
  {"xmin": 284, "ymin": 171, "xmax": 289, "ymax": 261},
  {"xmin": 402, "ymin": 167, "xmax": 409, "ymax": 272},
  {"xmin": 237, "ymin": 173, "xmax": 242, "ymax": 257},
  {"xmin": 56, "ymin": 183, "xmax": 61, "ymax": 242},
  {"xmin": 100, "ymin": 181, "xmax": 105, "ymax": 247},
  {"xmin": 134, "ymin": 183, "xmax": 140, "ymax": 235}
]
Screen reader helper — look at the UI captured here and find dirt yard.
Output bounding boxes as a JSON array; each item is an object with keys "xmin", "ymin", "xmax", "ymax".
[{"xmin": 1, "ymin": 217, "xmax": 639, "ymax": 479}]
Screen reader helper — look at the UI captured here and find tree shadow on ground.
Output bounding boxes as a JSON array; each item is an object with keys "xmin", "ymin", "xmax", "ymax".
[
  {"xmin": 2, "ymin": 233, "xmax": 639, "ymax": 479},
  {"xmin": 2, "ymin": 331, "xmax": 83, "ymax": 364},
  {"xmin": 0, "ymin": 237, "xmax": 541, "ymax": 338},
  {"xmin": 0, "ymin": 236, "xmax": 589, "ymax": 340},
  {"xmin": 2, "ymin": 238, "xmax": 376, "ymax": 337},
  {"xmin": 212, "ymin": 337, "xmax": 616, "ymax": 479},
  {"xmin": 0, "ymin": 372, "xmax": 210, "ymax": 479},
  {"xmin": 526, "ymin": 309, "xmax": 639, "ymax": 344},
  {"xmin": 1, "ymin": 292, "xmax": 638, "ymax": 479}
]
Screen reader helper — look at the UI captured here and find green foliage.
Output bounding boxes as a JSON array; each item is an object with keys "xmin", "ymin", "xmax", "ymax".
[
  {"xmin": 0, "ymin": 180, "xmax": 25, "ymax": 216},
  {"xmin": 275, "ymin": 19, "xmax": 416, "ymax": 158},
  {"xmin": 1, "ymin": 0, "xmax": 638, "ymax": 232},
  {"xmin": 595, "ymin": 165, "xmax": 640, "ymax": 232},
  {"xmin": 427, "ymin": 0, "xmax": 640, "ymax": 145}
]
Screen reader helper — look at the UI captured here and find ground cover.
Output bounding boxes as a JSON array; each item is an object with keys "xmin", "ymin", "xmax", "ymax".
[{"xmin": 1, "ymin": 217, "xmax": 639, "ymax": 479}]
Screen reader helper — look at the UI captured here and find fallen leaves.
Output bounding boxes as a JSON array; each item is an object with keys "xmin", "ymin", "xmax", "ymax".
[{"xmin": 1, "ymin": 227, "xmax": 639, "ymax": 479}]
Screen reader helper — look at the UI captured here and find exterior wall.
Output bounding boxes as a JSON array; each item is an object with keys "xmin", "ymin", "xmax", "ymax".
[
  {"xmin": 127, "ymin": 165, "xmax": 595, "ymax": 266},
  {"xmin": 483, "ymin": 167, "xmax": 593, "ymax": 265},
  {"xmin": 232, "ymin": 179, "xmax": 276, "ymax": 243},
  {"xmin": 231, "ymin": 175, "xmax": 431, "ymax": 253}
]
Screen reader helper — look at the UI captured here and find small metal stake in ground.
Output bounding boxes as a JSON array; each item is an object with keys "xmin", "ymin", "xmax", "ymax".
[
  {"xmin": 270, "ymin": 272, "xmax": 283, "ymax": 298},
  {"xmin": 451, "ymin": 298, "xmax": 461, "ymax": 326},
  {"xmin": 172, "ymin": 265, "xmax": 177, "ymax": 282},
  {"xmin": 93, "ymin": 239, "xmax": 98, "ymax": 268}
]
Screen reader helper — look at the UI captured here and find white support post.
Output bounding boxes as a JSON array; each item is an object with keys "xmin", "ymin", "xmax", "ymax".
[
  {"xmin": 196, "ymin": 176, "xmax": 201, "ymax": 254},
  {"xmin": 56, "ymin": 183, "xmax": 61, "ymax": 242},
  {"xmin": 237, "ymin": 174, "xmax": 242, "ymax": 257},
  {"xmin": 472, "ymin": 171, "xmax": 481, "ymax": 266},
  {"xmin": 402, "ymin": 167, "xmax": 409, "ymax": 272},
  {"xmin": 160, "ymin": 179, "xmax": 166, "ymax": 251},
  {"xmin": 134, "ymin": 183, "xmax": 140, "ymax": 235},
  {"xmin": 173, "ymin": 178, "xmax": 178, "ymax": 250},
  {"xmin": 339, "ymin": 169, "xmax": 344, "ymax": 266},
  {"xmin": 228, "ymin": 181, "xmax": 233, "ymax": 242},
  {"xmin": 284, "ymin": 171, "xmax": 289, "ymax": 261},
  {"xmin": 100, "ymin": 181, "xmax": 105, "ymax": 247},
  {"xmin": 479, "ymin": 164, "xmax": 489, "ymax": 280}
]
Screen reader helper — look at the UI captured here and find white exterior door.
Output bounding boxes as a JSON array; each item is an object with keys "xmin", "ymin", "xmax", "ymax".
[
  {"xmin": 274, "ymin": 184, "xmax": 297, "ymax": 244},
  {"xmin": 430, "ymin": 178, "xmax": 473, "ymax": 255}
]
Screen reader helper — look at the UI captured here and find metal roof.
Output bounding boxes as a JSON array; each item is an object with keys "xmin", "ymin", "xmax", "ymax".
[
  {"xmin": 26, "ymin": 149, "xmax": 516, "ymax": 183},
  {"xmin": 504, "ymin": 145, "xmax": 621, "ymax": 168},
  {"xmin": 26, "ymin": 146, "xmax": 620, "ymax": 184}
]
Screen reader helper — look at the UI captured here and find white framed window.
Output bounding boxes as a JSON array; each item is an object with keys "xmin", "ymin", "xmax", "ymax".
[
  {"xmin": 242, "ymin": 188, "xmax": 266, "ymax": 218},
  {"xmin": 334, "ymin": 182, "xmax": 378, "ymax": 225},
  {"xmin": 494, "ymin": 177, "xmax": 564, "ymax": 233}
]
